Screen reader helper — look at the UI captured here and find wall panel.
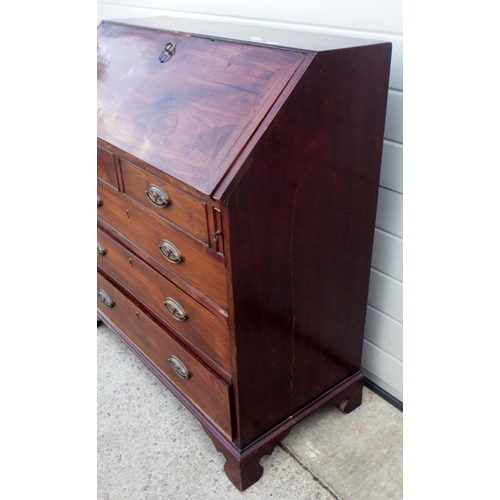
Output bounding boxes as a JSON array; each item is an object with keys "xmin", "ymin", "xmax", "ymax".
[
  {"xmin": 375, "ymin": 187, "xmax": 403, "ymax": 238},
  {"xmin": 367, "ymin": 269, "xmax": 403, "ymax": 323},
  {"xmin": 372, "ymin": 229, "xmax": 403, "ymax": 281},
  {"xmin": 380, "ymin": 141, "xmax": 403, "ymax": 194}
]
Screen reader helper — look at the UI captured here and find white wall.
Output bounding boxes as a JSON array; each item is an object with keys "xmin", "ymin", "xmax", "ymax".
[{"xmin": 97, "ymin": 1, "xmax": 404, "ymax": 402}]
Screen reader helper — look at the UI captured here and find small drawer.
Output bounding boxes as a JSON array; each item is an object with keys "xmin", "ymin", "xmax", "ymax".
[
  {"xmin": 121, "ymin": 159, "xmax": 209, "ymax": 243},
  {"xmin": 97, "ymin": 181, "xmax": 228, "ymax": 309},
  {"xmin": 97, "ymin": 272, "xmax": 232, "ymax": 439},
  {"xmin": 97, "ymin": 146, "xmax": 119, "ymax": 190},
  {"xmin": 97, "ymin": 227, "xmax": 231, "ymax": 376}
]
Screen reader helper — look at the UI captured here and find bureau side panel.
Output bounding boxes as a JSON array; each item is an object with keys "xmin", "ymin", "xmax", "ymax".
[{"xmin": 224, "ymin": 43, "xmax": 392, "ymax": 448}]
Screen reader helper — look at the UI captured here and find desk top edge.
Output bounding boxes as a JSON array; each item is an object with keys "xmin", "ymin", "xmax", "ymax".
[{"xmin": 102, "ymin": 16, "xmax": 389, "ymax": 52}]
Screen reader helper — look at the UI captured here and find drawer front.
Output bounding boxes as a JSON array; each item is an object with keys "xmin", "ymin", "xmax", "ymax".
[
  {"xmin": 97, "ymin": 272, "xmax": 232, "ymax": 439},
  {"xmin": 97, "ymin": 227, "xmax": 231, "ymax": 376},
  {"xmin": 97, "ymin": 181, "xmax": 228, "ymax": 309},
  {"xmin": 97, "ymin": 146, "xmax": 119, "ymax": 190},
  {"xmin": 121, "ymin": 159, "xmax": 209, "ymax": 244}
]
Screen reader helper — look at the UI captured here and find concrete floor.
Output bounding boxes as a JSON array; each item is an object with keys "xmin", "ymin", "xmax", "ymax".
[{"xmin": 97, "ymin": 323, "xmax": 402, "ymax": 499}]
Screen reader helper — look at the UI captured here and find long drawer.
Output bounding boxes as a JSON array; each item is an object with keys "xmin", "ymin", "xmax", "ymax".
[
  {"xmin": 97, "ymin": 179, "xmax": 228, "ymax": 309},
  {"xmin": 97, "ymin": 271, "xmax": 233, "ymax": 439},
  {"xmin": 97, "ymin": 227, "xmax": 232, "ymax": 377}
]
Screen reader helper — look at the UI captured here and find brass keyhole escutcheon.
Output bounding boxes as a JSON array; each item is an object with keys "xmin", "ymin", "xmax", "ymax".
[
  {"xmin": 129, "ymin": 258, "xmax": 133, "ymax": 267},
  {"xmin": 125, "ymin": 209, "xmax": 130, "ymax": 218}
]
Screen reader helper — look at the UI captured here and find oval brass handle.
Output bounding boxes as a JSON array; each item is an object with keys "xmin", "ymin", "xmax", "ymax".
[
  {"xmin": 159, "ymin": 42, "xmax": 176, "ymax": 63},
  {"xmin": 145, "ymin": 184, "xmax": 170, "ymax": 208},
  {"xmin": 97, "ymin": 289, "xmax": 114, "ymax": 308},
  {"xmin": 168, "ymin": 355, "xmax": 190, "ymax": 379},
  {"xmin": 97, "ymin": 196, "xmax": 102, "ymax": 208},
  {"xmin": 158, "ymin": 240, "xmax": 182, "ymax": 264},
  {"xmin": 97, "ymin": 241, "xmax": 106, "ymax": 256},
  {"xmin": 163, "ymin": 297, "xmax": 188, "ymax": 321}
]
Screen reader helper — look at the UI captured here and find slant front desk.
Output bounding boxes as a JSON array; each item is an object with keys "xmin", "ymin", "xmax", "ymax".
[{"xmin": 97, "ymin": 16, "xmax": 391, "ymax": 491}]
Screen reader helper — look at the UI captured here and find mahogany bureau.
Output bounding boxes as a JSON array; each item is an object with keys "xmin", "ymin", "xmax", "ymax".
[{"xmin": 97, "ymin": 16, "xmax": 391, "ymax": 491}]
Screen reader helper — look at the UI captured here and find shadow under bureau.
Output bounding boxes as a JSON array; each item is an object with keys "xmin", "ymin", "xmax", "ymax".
[{"xmin": 97, "ymin": 16, "xmax": 391, "ymax": 491}]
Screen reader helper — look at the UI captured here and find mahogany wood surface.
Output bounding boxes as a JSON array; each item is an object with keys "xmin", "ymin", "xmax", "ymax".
[
  {"xmin": 97, "ymin": 216, "xmax": 228, "ymax": 320},
  {"xmin": 120, "ymin": 157, "xmax": 210, "ymax": 244},
  {"xmin": 98, "ymin": 21, "xmax": 305, "ymax": 196},
  {"xmin": 98, "ymin": 138, "xmax": 214, "ymax": 205},
  {"xmin": 200, "ymin": 371, "xmax": 364, "ymax": 491},
  {"xmin": 97, "ymin": 271, "xmax": 233, "ymax": 439},
  {"xmin": 97, "ymin": 227, "xmax": 232, "ymax": 377},
  {"xmin": 97, "ymin": 180, "xmax": 228, "ymax": 309},
  {"xmin": 97, "ymin": 17, "xmax": 392, "ymax": 490},
  {"xmin": 97, "ymin": 145, "xmax": 119, "ymax": 190},
  {"xmin": 222, "ymin": 43, "xmax": 391, "ymax": 448}
]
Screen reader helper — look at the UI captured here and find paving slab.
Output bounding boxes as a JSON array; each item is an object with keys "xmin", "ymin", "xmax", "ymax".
[
  {"xmin": 282, "ymin": 387, "xmax": 403, "ymax": 500},
  {"xmin": 97, "ymin": 323, "xmax": 402, "ymax": 499}
]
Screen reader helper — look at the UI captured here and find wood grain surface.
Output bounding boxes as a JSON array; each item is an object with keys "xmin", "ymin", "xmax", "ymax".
[
  {"xmin": 223, "ymin": 44, "xmax": 392, "ymax": 448},
  {"xmin": 98, "ymin": 21, "xmax": 305, "ymax": 195},
  {"xmin": 97, "ymin": 18, "xmax": 392, "ymax": 489},
  {"xmin": 97, "ymin": 179, "xmax": 228, "ymax": 309},
  {"xmin": 98, "ymin": 227, "xmax": 232, "ymax": 378},
  {"xmin": 97, "ymin": 271, "xmax": 233, "ymax": 439},
  {"xmin": 120, "ymin": 157, "xmax": 209, "ymax": 243}
]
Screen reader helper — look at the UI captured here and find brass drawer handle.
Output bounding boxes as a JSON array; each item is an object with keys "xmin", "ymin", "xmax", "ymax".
[
  {"xmin": 164, "ymin": 297, "xmax": 188, "ymax": 321},
  {"xmin": 97, "ymin": 196, "xmax": 102, "ymax": 208},
  {"xmin": 158, "ymin": 239, "xmax": 182, "ymax": 264},
  {"xmin": 97, "ymin": 241, "xmax": 106, "ymax": 256},
  {"xmin": 159, "ymin": 42, "xmax": 176, "ymax": 63},
  {"xmin": 97, "ymin": 289, "xmax": 114, "ymax": 308},
  {"xmin": 145, "ymin": 184, "xmax": 170, "ymax": 208},
  {"xmin": 168, "ymin": 355, "xmax": 190, "ymax": 379}
]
